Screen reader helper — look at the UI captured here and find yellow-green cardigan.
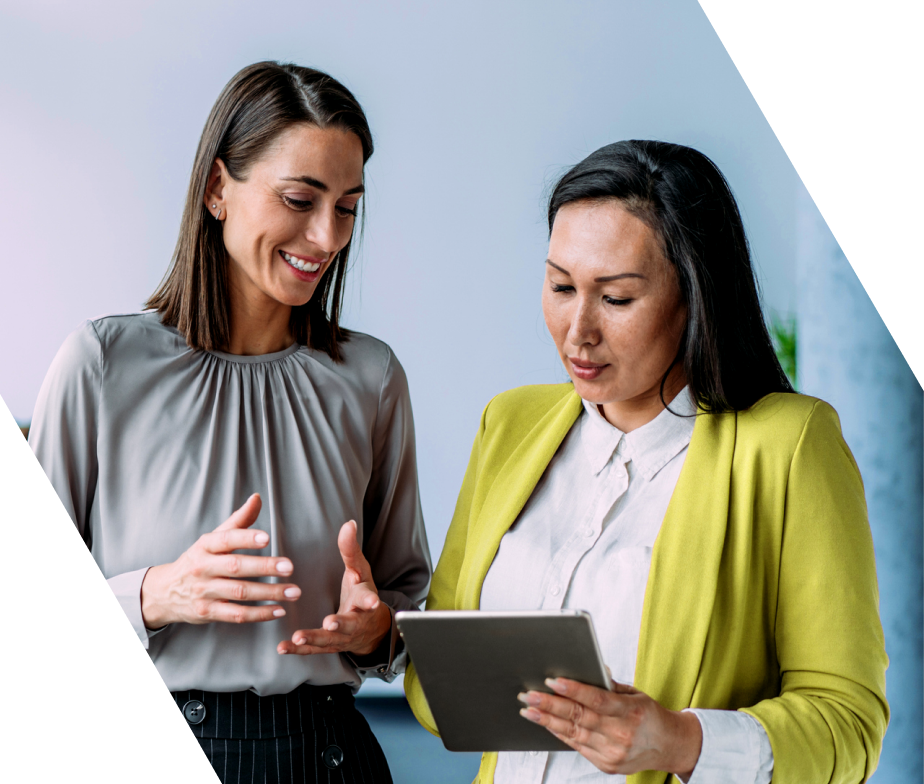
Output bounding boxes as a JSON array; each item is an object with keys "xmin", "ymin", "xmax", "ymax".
[{"xmin": 405, "ymin": 385, "xmax": 889, "ymax": 784}]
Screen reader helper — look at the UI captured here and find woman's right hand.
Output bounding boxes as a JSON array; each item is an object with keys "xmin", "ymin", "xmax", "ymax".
[{"xmin": 140, "ymin": 494, "xmax": 300, "ymax": 628}]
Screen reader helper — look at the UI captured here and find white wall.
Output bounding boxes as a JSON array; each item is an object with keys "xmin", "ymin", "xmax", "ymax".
[{"xmin": 0, "ymin": 0, "xmax": 801, "ymax": 568}]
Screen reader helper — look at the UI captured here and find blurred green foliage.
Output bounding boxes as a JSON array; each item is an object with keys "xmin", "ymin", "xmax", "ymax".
[{"xmin": 770, "ymin": 313, "xmax": 797, "ymax": 390}]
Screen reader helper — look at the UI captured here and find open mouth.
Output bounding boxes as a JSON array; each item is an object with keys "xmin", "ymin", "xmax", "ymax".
[{"xmin": 280, "ymin": 250, "xmax": 322, "ymax": 273}]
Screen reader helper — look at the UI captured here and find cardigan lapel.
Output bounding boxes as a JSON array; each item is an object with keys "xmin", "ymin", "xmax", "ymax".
[
  {"xmin": 631, "ymin": 410, "xmax": 737, "ymax": 782},
  {"xmin": 460, "ymin": 390, "xmax": 584, "ymax": 609}
]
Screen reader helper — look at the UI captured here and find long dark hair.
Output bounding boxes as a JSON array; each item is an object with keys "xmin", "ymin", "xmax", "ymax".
[
  {"xmin": 548, "ymin": 140, "xmax": 793, "ymax": 412},
  {"xmin": 147, "ymin": 61, "xmax": 374, "ymax": 361}
]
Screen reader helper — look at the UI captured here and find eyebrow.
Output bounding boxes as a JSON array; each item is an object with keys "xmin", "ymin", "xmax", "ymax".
[
  {"xmin": 545, "ymin": 259, "xmax": 647, "ymax": 282},
  {"xmin": 280, "ymin": 175, "xmax": 365, "ymax": 195}
]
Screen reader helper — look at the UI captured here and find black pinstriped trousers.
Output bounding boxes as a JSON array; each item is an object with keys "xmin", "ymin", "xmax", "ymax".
[{"xmin": 171, "ymin": 684, "xmax": 393, "ymax": 784}]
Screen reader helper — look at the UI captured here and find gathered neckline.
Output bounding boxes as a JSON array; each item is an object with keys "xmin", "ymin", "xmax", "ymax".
[{"xmin": 206, "ymin": 342, "xmax": 302, "ymax": 365}]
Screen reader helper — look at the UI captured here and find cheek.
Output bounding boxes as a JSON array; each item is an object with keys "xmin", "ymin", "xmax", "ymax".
[{"xmin": 541, "ymin": 290, "xmax": 567, "ymax": 348}]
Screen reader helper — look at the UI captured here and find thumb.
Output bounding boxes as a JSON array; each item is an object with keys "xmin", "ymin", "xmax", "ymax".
[
  {"xmin": 338, "ymin": 520, "xmax": 370, "ymax": 578},
  {"xmin": 216, "ymin": 493, "xmax": 262, "ymax": 531},
  {"xmin": 610, "ymin": 680, "xmax": 639, "ymax": 694}
]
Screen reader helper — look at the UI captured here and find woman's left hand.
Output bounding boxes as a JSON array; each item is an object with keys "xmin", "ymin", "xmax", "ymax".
[
  {"xmin": 277, "ymin": 520, "xmax": 392, "ymax": 657},
  {"xmin": 519, "ymin": 678, "xmax": 703, "ymax": 779}
]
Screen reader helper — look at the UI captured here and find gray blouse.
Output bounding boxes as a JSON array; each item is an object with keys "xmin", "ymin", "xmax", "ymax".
[{"xmin": 29, "ymin": 311, "xmax": 431, "ymax": 695}]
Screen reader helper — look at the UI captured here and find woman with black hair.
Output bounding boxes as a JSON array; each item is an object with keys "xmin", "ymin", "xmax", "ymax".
[{"xmin": 405, "ymin": 140, "xmax": 888, "ymax": 784}]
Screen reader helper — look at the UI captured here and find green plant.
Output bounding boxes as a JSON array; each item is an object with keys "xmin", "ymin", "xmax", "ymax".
[{"xmin": 770, "ymin": 313, "xmax": 797, "ymax": 390}]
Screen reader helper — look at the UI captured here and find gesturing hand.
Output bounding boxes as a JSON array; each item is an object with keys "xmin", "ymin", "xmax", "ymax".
[
  {"xmin": 277, "ymin": 520, "xmax": 392, "ymax": 657},
  {"xmin": 141, "ymin": 494, "xmax": 301, "ymax": 628},
  {"xmin": 518, "ymin": 678, "xmax": 703, "ymax": 779}
]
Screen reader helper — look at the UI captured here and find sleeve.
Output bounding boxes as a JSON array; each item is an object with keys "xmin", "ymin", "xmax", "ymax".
[
  {"xmin": 26, "ymin": 321, "xmax": 162, "ymax": 671},
  {"xmin": 681, "ymin": 709, "xmax": 773, "ymax": 784},
  {"xmin": 404, "ymin": 400, "xmax": 490, "ymax": 736},
  {"xmin": 26, "ymin": 321, "xmax": 101, "ymax": 673},
  {"xmin": 740, "ymin": 401, "xmax": 889, "ymax": 783},
  {"xmin": 347, "ymin": 346, "xmax": 432, "ymax": 681}
]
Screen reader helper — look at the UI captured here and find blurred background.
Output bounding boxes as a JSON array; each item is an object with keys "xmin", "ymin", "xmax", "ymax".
[{"xmin": 0, "ymin": 1, "xmax": 919, "ymax": 781}]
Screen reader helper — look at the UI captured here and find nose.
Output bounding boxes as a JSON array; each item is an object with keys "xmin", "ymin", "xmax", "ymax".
[
  {"xmin": 305, "ymin": 206, "xmax": 342, "ymax": 257},
  {"xmin": 567, "ymin": 296, "xmax": 600, "ymax": 347}
]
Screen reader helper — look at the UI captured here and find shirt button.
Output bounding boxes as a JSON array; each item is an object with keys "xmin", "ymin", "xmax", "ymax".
[
  {"xmin": 182, "ymin": 700, "xmax": 206, "ymax": 725},
  {"xmin": 550, "ymin": 585, "xmax": 561, "ymax": 597},
  {"xmin": 584, "ymin": 527, "xmax": 594, "ymax": 538},
  {"xmin": 530, "ymin": 750, "xmax": 539, "ymax": 757}
]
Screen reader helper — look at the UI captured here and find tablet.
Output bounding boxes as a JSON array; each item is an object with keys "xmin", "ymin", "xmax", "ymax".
[{"xmin": 396, "ymin": 609, "xmax": 610, "ymax": 752}]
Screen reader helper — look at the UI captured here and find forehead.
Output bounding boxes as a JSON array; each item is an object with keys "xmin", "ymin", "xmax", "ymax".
[
  {"xmin": 251, "ymin": 123, "xmax": 364, "ymax": 183},
  {"xmin": 548, "ymin": 200, "xmax": 668, "ymax": 278}
]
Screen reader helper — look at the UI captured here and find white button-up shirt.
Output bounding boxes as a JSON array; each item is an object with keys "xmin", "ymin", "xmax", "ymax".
[{"xmin": 480, "ymin": 389, "xmax": 773, "ymax": 783}]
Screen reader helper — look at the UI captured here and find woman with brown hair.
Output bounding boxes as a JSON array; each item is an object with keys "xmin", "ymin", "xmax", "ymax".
[{"xmin": 29, "ymin": 61, "xmax": 430, "ymax": 784}]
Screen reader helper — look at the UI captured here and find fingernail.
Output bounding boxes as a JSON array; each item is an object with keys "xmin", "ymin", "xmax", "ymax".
[
  {"xmin": 520, "ymin": 708, "xmax": 540, "ymax": 722},
  {"xmin": 284, "ymin": 587, "xmax": 300, "ymax": 599},
  {"xmin": 546, "ymin": 678, "xmax": 567, "ymax": 694},
  {"xmin": 517, "ymin": 691, "xmax": 541, "ymax": 707},
  {"xmin": 277, "ymin": 560, "xmax": 293, "ymax": 574},
  {"xmin": 254, "ymin": 532, "xmax": 269, "ymax": 545},
  {"xmin": 273, "ymin": 609, "xmax": 286, "ymax": 617},
  {"xmin": 294, "ymin": 637, "xmax": 306, "ymax": 645},
  {"xmin": 327, "ymin": 621, "xmax": 339, "ymax": 631}
]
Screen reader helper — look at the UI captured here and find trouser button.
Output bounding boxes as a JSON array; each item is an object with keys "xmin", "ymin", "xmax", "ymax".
[
  {"xmin": 322, "ymin": 745, "xmax": 344, "ymax": 769},
  {"xmin": 182, "ymin": 700, "xmax": 206, "ymax": 725}
]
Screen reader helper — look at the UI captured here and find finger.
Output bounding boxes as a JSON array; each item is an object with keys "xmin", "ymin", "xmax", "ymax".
[
  {"xmin": 201, "ymin": 578, "xmax": 301, "ymax": 603},
  {"xmin": 338, "ymin": 521, "xmax": 373, "ymax": 581},
  {"xmin": 277, "ymin": 627, "xmax": 351, "ymax": 655},
  {"xmin": 202, "ymin": 600, "xmax": 287, "ymax": 624},
  {"xmin": 520, "ymin": 690, "xmax": 605, "ymax": 732},
  {"xmin": 320, "ymin": 612, "xmax": 364, "ymax": 636},
  {"xmin": 203, "ymin": 553, "xmax": 294, "ymax": 578},
  {"xmin": 519, "ymin": 705, "xmax": 598, "ymax": 747},
  {"xmin": 215, "ymin": 493, "xmax": 262, "ymax": 531},
  {"xmin": 610, "ymin": 680, "xmax": 639, "ymax": 695},
  {"xmin": 201, "ymin": 527, "xmax": 272, "ymax": 554},
  {"xmin": 339, "ymin": 583, "xmax": 380, "ymax": 614},
  {"xmin": 546, "ymin": 678, "xmax": 622, "ymax": 716}
]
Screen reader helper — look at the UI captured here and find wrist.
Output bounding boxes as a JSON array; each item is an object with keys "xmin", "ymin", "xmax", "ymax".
[
  {"xmin": 140, "ymin": 564, "xmax": 172, "ymax": 629},
  {"xmin": 667, "ymin": 709, "xmax": 703, "ymax": 781}
]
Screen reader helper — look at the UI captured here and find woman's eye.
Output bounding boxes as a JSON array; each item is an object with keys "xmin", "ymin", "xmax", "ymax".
[
  {"xmin": 604, "ymin": 296, "xmax": 633, "ymax": 306},
  {"xmin": 335, "ymin": 205, "xmax": 358, "ymax": 218},
  {"xmin": 551, "ymin": 283, "xmax": 574, "ymax": 294},
  {"xmin": 283, "ymin": 196, "xmax": 312, "ymax": 210}
]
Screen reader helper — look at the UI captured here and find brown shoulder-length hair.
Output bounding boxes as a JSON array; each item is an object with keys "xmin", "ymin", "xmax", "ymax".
[{"xmin": 146, "ymin": 61, "xmax": 374, "ymax": 361}]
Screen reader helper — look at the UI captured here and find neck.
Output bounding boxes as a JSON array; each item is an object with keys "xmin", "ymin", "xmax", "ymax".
[
  {"xmin": 225, "ymin": 270, "xmax": 294, "ymax": 356},
  {"xmin": 599, "ymin": 366, "xmax": 688, "ymax": 433}
]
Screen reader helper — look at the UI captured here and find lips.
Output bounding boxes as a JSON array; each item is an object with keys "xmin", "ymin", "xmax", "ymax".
[{"xmin": 570, "ymin": 358, "xmax": 608, "ymax": 370}]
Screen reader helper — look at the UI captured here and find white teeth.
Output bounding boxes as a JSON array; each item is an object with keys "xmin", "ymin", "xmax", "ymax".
[{"xmin": 282, "ymin": 252, "xmax": 320, "ymax": 273}]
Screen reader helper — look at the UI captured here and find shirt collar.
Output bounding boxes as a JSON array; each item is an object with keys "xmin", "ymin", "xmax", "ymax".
[{"xmin": 579, "ymin": 387, "xmax": 697, "ymax": 480}]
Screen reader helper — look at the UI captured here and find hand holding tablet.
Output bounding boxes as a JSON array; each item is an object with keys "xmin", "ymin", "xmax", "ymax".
[{"xmin": 396, "ymin": 610, "xmax": 610, "ymax": 752}]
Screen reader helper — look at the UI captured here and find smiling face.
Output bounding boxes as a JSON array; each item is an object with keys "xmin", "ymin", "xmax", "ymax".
[
  {"xmin": 543, "ymin": 199, "xmax": 688, "ymax": 431},
  {"xmin": 203, "ymin": 123, "xmax": 364, "ymax": 347}
]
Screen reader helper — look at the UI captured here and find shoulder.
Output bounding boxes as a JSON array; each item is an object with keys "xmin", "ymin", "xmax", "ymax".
[
  {"xmin": 318, "ymin": 330, "xmax": 408, "ymax": 400},
  {"xmin": 736, "ymin": 392, "xmax": 842, "ymax": 444},
  {"xmin": 729, "ymin": 392, "xmax": 853, "ymax": 473},
  {"xmin": 86, "ymin": 310, "xmax": 178, "ymax": 350},
  {"xmin": 484, "ymin": 383, "xmax": 576, "ymax": 425}
]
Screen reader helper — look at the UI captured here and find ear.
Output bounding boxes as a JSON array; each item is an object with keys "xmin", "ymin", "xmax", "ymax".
[{"xmin": 202, "ymin": 158, "xmax": 231, "ymax": 217}]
